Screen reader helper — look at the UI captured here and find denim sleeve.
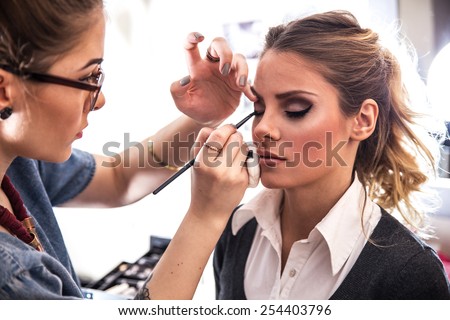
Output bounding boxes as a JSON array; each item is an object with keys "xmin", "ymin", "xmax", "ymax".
[{"xmin": 37, "ymin": 149, "xmax": 96, "ymax": 206}]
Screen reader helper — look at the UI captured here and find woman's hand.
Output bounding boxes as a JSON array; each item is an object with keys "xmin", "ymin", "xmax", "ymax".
[
  {"xmin": 188, "ymin": 125, "xmax": 250, "ymax": 228},
  {"xmin": 170, "ymin": 32, "xmax": 256, "ymax": 127}
]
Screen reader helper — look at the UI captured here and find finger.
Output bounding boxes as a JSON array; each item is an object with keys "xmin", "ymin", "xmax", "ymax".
[
  {"xmin": 204, "ymin": 124, "xmax": 237, "ymax": 149},
  {"xmin": 242, "ymin": 82, "xmax": 257, "ymax": 102},
  {"xmin": 207, "ymin": 37, "xmax": 233, "ymax": 76},
  {"xmin": 231, "ymin": 53, "xmax": 249, "ymax": 87},
  {"xmin": 197, "ymin": 124, "xmax": 237, "ymax": 163},
  {"xmin": 184, "ymin": 32, "xmax": 205, "ymax": 66},
  {"xmin": 230, "ymin": 53, "xmax": 257, "ymax": 101},
  {"xmin": 192, "ymin": 127, "xmax": 214, "ymax": 158},
  {"xmin": 221, "ymin": 131, "xmax": 245, "ymax": 163},
  {"xmin": 204, "ymin": 130, "xmax": 244, "ymax": 164},
  {"xmin": 223, "ymin": 133, "xmax": 251, "ymax": 184},
  {"xmin": 170, "ymin": 75, "xmax": 191, "ymax": 99}
]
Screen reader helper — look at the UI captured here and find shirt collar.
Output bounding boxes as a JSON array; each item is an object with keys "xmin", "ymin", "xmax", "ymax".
[
  {"xmin": 315, "ymin": 176, "xmax": 378, "ymax": 275},
  {"xmin": 232, "ymin": 188, "xmax": 283, "ymax": 235},
  {"xmin": 231, "ymin": 174, "xmax": 379, "ymax": 275}
]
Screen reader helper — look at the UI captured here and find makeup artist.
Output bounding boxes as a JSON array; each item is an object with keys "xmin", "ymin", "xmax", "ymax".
[{"xmin": 0, "ymin": 0, "xmax": 255, "ymax": 299}]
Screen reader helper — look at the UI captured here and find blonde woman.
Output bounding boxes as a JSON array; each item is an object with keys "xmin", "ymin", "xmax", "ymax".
[{"xmin": 212, "ymin": 10, "xmax": 450, "ymax": 299}]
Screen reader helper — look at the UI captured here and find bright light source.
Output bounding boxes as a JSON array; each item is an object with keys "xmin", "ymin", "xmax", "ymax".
[{"xmin": 428, "ymin": 43, "xmax": 450, "ymax": 121}]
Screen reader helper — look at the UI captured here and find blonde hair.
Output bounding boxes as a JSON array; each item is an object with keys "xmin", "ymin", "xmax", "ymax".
[{"xmin": 262, "ymin": 10, "xmax": 441, "ymax": 234}]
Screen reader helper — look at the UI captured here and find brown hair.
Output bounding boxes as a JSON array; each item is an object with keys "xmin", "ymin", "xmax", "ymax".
[
  {"xmin": 0, "ymin": 0, "xmax": 103, "ymax": 73},
  {"xmin": 262, "ymin": 10, "xmax": 439, "ymax": 233}
]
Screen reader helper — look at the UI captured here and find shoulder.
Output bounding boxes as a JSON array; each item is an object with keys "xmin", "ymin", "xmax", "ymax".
[
  {"xmin": 361, "ymin": 210, "xmax": 449, "ymax": 298},
  {"xmin": 371, "ymin": 210, "xmax": 435, "ymax": 252},
  {"xmin": 9, "ymin": 149, "xmax": 95, "ymax": 206}
]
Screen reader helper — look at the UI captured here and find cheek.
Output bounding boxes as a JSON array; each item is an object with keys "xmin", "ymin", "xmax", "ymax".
[
  {"xmin": 288, "ymin": 121, "xmax": 347, "ymax": 165},
  {"xmin": 31, "ymin": 91, "xmax": 86, "ymax": 142}
]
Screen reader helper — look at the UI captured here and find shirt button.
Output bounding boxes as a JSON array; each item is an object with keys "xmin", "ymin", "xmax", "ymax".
[{"xmin": 289, "ymin": 269, "xmax": 297, "ymax": 277}]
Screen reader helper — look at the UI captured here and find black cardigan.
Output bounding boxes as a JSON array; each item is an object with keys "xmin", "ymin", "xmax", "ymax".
[{"xmin": 213, "ymin": 209, "xmax": 450, "ymax": 299}]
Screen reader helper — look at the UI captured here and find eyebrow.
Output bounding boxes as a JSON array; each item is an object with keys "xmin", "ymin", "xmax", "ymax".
[
  {"xmin": 251, "ymin": 86, "xmax": 317, "ymax": 100},
  {"xmin": 275, "ymin": 90, "xmax": 317, "ymax": 99},
  {"xmin": 78, "ymin": 58, "xmax": 104, "ymax": 71}
]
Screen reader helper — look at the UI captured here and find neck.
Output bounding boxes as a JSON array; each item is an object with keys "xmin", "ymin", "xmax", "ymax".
[
  {"xmin": 0, "ymin": 151, "xmax": 15, "ymax": 184},
  {"xmin": 280, "ymin": 170, "xmax": 354, "ymax": 240}
]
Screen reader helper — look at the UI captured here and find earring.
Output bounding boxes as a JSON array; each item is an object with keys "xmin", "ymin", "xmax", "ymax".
[{"xmin": 0, "ymin": 107, "xmax": 12, "ymax": 120}]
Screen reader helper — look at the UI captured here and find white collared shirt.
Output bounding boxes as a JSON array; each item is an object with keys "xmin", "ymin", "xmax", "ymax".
[{"xmin": 231, "ymin": 177, "xmax": 382, "ymax": 299}]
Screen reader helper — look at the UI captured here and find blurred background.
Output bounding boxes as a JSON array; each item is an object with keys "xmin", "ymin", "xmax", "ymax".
[{"xmin": 54, "ymin": 0, "xmax": 450, "ymax": 299}]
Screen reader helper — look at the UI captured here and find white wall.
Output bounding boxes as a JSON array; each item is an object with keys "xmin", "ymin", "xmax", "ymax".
[{"xmin": 55, "ymin": 0, "xmax": 423, "ymax": 299}]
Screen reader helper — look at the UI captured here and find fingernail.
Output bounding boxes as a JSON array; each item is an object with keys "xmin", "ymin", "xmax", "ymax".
[
  {"xmin": 194, "ymin": 32, "xmax": 204, "ymax": 40},
  {"xmin": 180, "ymin": 75, "xmax": 191, "ymax": 86},
  {"xmin": 239, "ymin": 75, "xmax": 247, "ymax": 87},
  {"xmin": 221, "ymin": 63, "xmax": 230, "ymax": 76}
]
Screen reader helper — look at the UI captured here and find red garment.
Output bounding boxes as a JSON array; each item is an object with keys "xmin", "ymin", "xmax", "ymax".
[{"xmin": 438, "ymin": 252, "xmax": 450, "ymax": 278}]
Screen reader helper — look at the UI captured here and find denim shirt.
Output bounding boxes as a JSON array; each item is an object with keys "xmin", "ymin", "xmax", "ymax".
[{"xmin": 0, "ymin": 149, "xmax": 95, "ymax": 299}]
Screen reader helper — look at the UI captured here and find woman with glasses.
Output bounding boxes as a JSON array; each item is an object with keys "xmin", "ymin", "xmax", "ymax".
[{"xmin": 0, "ymin": 0, "xmax": 255, "ymax": 298}]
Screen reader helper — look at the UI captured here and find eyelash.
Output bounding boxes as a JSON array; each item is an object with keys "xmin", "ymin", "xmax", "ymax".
[
  {"xmin": 79, "ymin": 68, "xmax": 101, "ymax": 83},
  {"xmin": 253, "ymin": 103, "xmax": 313, "ymax": 119},
  {"xmin": 81, "ymin": 74, "xmax": 98, "ymax": 83},
  {"xmin": 286, "ymin": 105, "xmax": 313, "ymax": 118}
]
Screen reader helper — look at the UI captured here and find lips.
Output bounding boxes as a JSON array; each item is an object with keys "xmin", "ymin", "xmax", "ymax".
[
  {"xmin": 257, "ymin": 150, "xmax": 287, "ymax": 167},
  {"xmin": 75, "ymin": 126, "xmax": 87, "ymax": 139}
]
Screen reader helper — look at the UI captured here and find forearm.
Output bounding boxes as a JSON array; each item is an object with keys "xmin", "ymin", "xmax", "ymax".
[
  {"xmin": 112, "ymin": 115, "xmax": 204, "ymax": 203},
  {"xmin": 66, "ymin": 115, "xmax": 206, "ymax": 207},
  {"xmin": 135, "ymin": 209, "xmax": 228, "ymax": 300},
  {"xmin": 148, "ymin": 114, "xmax": 204, "ymax": 167}
]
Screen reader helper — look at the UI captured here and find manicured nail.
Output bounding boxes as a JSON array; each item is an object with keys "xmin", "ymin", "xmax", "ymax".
[
  {"xmin": 194, "ymin": 32, "xmax": 204, "ymax": 40},
  {"xmin": 221, "ymin": 63, "xmax": 230, "ymax": 76},
  {"xmin": 239, "ymin": 75, "xmax": 247, "ymax": 87},
  {"xmin": 180, "ymin": 75, "xmax": 191, "ymax": 86}
]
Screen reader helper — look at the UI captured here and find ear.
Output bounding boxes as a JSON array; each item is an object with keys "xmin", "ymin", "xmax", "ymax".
[
  {"xmin": 0, "ymin": 69, "xmax": 14, "ymax": 108},
  {"xmin": 350, "ymin": 98, "xmax": 379, "ymax": 141}
]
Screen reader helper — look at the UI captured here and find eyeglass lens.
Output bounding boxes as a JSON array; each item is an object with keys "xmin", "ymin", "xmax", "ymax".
[{"xmin": 88, "ymin": 70, "xmax": 104, "ymax": 111}]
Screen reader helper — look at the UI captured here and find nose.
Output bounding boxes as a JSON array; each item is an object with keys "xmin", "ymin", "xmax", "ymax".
[
  {"xmin": 92, "ymin": 92, "xmax": 106, "ymax": 111},
  {"xmin": 252, "ymin": 111, "xmax": 281, "ymax": 142}
]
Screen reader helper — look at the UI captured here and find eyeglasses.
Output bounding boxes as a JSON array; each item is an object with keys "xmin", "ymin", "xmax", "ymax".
[{"xmin": 0, "ymin": 64, "xmax": 104, "ymax": 112}]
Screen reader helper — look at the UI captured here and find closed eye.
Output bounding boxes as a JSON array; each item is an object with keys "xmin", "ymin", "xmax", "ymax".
[{"xmin": 286, "ymin": 104, "xmax": 312, "ymax": 118}]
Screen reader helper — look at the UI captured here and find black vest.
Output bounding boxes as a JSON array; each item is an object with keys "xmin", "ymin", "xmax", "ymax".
[{"xmin": 213, "ymin": 208, "xmax": 450, "ymax": 299}]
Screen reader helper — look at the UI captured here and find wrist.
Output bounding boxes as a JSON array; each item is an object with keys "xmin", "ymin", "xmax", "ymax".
[
  {"xmin": 183, "ymin": 114, "xmax": 223, "ymax": 130},
  {"xmin": 185, "ymin": 206, "xmax": 230, "ymax": 235},
  {"xmin": 147, "ymin": 140, "xmax": 180, "ymax": 171}
]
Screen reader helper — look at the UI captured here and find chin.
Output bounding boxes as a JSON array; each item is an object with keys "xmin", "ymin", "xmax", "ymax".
[
  {"xmin": 54, "ymin": 150, "xmax": 73, "ymax": 162},
  {"xmin": 260, "ymin": 177, "xmax": 285, "ymax": 189}
]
